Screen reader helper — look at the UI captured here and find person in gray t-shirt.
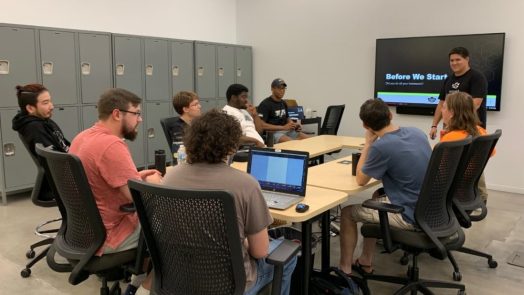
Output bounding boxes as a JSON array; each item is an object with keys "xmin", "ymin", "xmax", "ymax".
[
  {"xmin": 339, "ymin": 98, "xmax": 431, "ymax": 276},
  {"xmin": 162, "ymin": 109, "xmax": 297, "ymax": 295}
]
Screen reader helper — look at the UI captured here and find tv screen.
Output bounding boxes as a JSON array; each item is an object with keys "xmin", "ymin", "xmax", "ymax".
[{"xmin": 374, "ymin": 33, "xmax": 505, "ymax": 114}]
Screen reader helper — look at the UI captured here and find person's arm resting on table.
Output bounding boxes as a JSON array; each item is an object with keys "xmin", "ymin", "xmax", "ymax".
[{"xmin": 356, "ymin": 130, "xmax": 377, "ymax": 186}]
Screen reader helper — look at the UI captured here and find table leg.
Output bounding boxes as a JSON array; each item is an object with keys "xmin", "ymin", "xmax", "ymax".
[
  {"xmin": 321, "ymin": 211, "xmax": 330, "ymax": 272},
  {"xmin": 301, "ymin": 220, "xmax": 312, "ymax": 295}
]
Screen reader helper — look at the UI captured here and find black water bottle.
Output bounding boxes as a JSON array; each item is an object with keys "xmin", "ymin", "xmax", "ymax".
[{"xmin": 155, "ymin": 149, "xmax": 166, "ymax": 176}]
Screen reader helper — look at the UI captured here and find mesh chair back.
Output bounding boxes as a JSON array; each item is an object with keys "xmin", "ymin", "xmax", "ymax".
[
  {"xmin": 160, "ymin": 117, "xmax": 181, "ymax": 149},
  {"xmin": 129, "ymin": 180, "xmax": 246, "ymax": 295},
  {"xmin": 450, "ymin": 130, "xmax": 501, "ymax": 211},
  {"xmin": 35, "ymin": 144, "xmax": 105, "ymax": 260},
  {"xmin": 320, "ymin": 105, "xmax": 345, "ymax": 135},
  {"xmin": 415, "ymin": 138, "xmax": 471, "ymax": 239},
  {"xmin": 18, "ymin": 134, "xmax": 56, "ymax": 207}
]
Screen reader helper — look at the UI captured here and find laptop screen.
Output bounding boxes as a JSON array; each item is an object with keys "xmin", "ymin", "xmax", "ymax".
[
  {"xmin": 287, "ymin": 106, "xmax": 305, "ymax": 120},
  {"xmin": 247, "ymin": 148, "xmax": 309, "ymax": 196}
]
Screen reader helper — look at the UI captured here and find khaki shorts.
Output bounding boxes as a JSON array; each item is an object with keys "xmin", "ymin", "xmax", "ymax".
[{"xmin": 348, "ymin": 197, "xmax": 414, "ymax": 230}]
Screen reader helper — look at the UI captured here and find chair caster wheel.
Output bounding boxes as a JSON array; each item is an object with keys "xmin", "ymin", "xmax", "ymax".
[
  {"xmin": 488, "ymin": 259, "xmax": 498, "ymax": 268},
  {"xmin": 453, "ymin": 271, "xmax": 462, "ymax": 281},
  {"xmin": 26, "ymin": 249, "xmax": 35, "ymax": 259},
  {"xmin": 21, "ymin": 268, "xmax": 31, "ymax": 278}
]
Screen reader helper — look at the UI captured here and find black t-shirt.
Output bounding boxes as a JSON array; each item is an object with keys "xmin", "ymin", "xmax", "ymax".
[
  {"xmin": 167, "ymin": 117, "xmax": 188, "ymax": 143},
  {"xmin": 438, "ymin": 68, "xmax": 488, "ymax": 126},
  {"xmin": 257, "ymin": 96, "xmax": 288, "ymax": 126}
]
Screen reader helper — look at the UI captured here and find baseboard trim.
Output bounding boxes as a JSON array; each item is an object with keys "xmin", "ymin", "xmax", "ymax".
[{"xmin": 488, "ymin": 184, "xmax": 524, "ymax": 195}]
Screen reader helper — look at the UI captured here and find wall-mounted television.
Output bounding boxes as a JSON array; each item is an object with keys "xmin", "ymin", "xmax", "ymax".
[{"xmin": 374, "ymin": 33, "xmax": 505, "ymax": 115}]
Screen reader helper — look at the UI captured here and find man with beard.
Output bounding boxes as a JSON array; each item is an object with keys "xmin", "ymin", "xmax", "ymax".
[
  {"xmin": 222, "ymin": 84, "xmax": 265, "ymax": 147},
  {"xmin": 70, "ymin": 88, "xmax": 162, "ymax": 257},
  {"xmin": 12, "ymin": 83, "xmax": 70, "ymax": 201}
]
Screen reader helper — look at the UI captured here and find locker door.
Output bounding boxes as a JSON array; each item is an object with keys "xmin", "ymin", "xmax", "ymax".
[
  {"xmin": 195, "ymin": 43, "xmax": 216, "ymax": 99},
  {"xmin": 79, "ymin": 33, "xmax": 112, "ymax": 104},
  {"xmin": 144, "ymin": 38, "xmax": 170, "ymax": 101},
  {"xmin": 171, "ymin": 41, "xmax": 194, "ymax": 94},
  {"xmin": 200, "ymin": 99, "xmax": 216, "ymax": 113},
  {"xmin": 51, "ymin": 106, "xmax": 80, "ymax": 141},
  {"xmin": 0, "ymin": 109, "xmax": 37, "ymax": 189},
  {"xmin": 113, "ymin": 36, "xmax": 143, "ymax": 97},
  {"xmin": 217, "ymin": 45, "xmax": 235, "ymax": 98},
  {"xmin": 235, "ymin": 46, "xmax": 253, "ymax": 98},
  {"xmin": 81, "ymin": 105, "xmax": 98, "ymax": 130},
  {"xmin": 145, "ymin": 102, "xmax": 172, "ymax": 165},
  {"xmin": 39, "ymin": 30, "xmax": 78, "ymax": 105},
  {"xmin": 216, "ymin": 98, "xmax": 227, "ymax": 110},
  {"xmin": 0, "ymin": 26, "xmax": 39, "ymax": 108}
]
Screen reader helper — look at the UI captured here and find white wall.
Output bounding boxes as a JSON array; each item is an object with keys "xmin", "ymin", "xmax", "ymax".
[
  {"xmin": 1, "ymin": 0, "xmax": 237, "ymax": 43},
  {"xmin": 237, "ymin": 0, "xmax": 524, "ymax": 194}
]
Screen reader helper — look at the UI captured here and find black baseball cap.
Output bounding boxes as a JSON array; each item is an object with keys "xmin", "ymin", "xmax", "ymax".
[{"xmin": 271, "ymin": 78, "xmax": 287, "ymax": 88}]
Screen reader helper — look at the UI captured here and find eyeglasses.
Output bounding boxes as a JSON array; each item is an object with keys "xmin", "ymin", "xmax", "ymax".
[
  {"xmin": 189, "ymin": 101, "xmax": 201, "ymax": 108},
  {"xmin": 119, "ymin": 109, "xmax": 142, "ymax": 117}
]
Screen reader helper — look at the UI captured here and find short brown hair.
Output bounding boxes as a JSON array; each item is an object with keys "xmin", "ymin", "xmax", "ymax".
[
  {"xmin": 16, "ymin": 84, "xmax": 48, "ymax": 113},
  {"xmin": 184, "ymin": 109, "xmax": 241, "ymax": 164},
  {"xmin": 359, "ymin": 98, "xmax": 391, "ymax": 131},
  {"xmin": 445, "ymin": 92, "xmax": 480, "ymax": 136},
  {"xmin": 97, "ymin": 88, "xmax": 142, "ymax": 120},
  {"xmin": 173, "ymin": 91, "xmax": 198, "ymax": 115}
]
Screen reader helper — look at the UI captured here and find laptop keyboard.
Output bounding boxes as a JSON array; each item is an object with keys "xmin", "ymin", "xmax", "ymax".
[{"xmin": 263, "ymin": 191, "xmax": 301, "ymax": 209}]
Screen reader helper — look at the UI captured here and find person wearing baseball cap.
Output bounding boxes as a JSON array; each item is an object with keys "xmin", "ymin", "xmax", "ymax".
[{"xmin": 257, "ymin": 78, "xmax": 310, "ymax": 143}]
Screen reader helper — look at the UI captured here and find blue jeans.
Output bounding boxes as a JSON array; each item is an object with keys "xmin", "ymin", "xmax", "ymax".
[{"xmin": 245, "ymin": 239, "xmax": 298, "ymax": 295}]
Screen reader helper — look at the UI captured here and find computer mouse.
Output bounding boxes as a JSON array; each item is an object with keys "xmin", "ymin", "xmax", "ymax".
[{"xmin": 295, "ymin": 203, "xmax": 309, "ymax": 213}]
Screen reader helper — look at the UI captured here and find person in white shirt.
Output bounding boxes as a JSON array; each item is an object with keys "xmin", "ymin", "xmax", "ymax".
[{"xmin": 223, "ymin": 84, "xmax": 265, "ymax": 147}]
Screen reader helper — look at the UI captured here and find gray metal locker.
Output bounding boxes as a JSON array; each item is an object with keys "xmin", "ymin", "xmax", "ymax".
[
  {"xmin": 81, "ymin": 105, "xmax": 98, "ymax": 130},
  {"xmin": 200, "ymin": 99, "xmax": 216, "ymax": 113},
  {"xmin": 171, "ymin": 41, "xmax": 194, "ymax": 94},
  {"xmin": 0, "ymin": 109, "xmax": 37, "ymax": 192},
  {"xmin": 216, "ymin": 98, "xmax": 227, "ymax": 110},
  {"xmin": 39, "ymin": 30, "xmax": 79, "ymax": 105},
  {"xmin": 217, "ymin": 45, "xmax": 235, "ymax": 98},
  {"xmin": 113, "ymin": 36, "xmax": 143, "ymax": 97},
  {"xmin": 144, "ymin": 38, "xmax": 170, "ymax": 101},
  {"xmin": 235, "ymin": 46, "xmax": 253, "ymax": 96},
  {"xmin": 0, "ymin": 26, "xmax": 39, "ymax": 108},
  {"xmin": 195, "ymin": 43, "xmax": 216, "ymax": 99},
  {"xmin": 51, "ymin": 106, "xmax": 80, "ymax": 141},
  {"xmin": 79, "ymin": 33, "xmax": 112, "ymax": 104},
  {"xmin": 145, "ymin": 102, "xmax": 171, "ymax": 165}
]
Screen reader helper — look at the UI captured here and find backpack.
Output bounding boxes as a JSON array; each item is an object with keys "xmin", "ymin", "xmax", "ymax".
[{"xmin": 310, "ymin": 267, "xmax": 364, "ymax": 295}]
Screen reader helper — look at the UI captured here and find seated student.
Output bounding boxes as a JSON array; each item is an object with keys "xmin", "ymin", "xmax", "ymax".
[
  {"xmin": 12, "ymin": 84, "xmax": 70, "ymax": 201},
  {"xmin": 169, "ymin": 91, "xmax": 202, "ymax": 143},
  {"xmin": 439, "ymin": 91, "xmax": 495, "ymax": 203},
  {"xmin": 160, "ymin": 110, "xmax": 297, "ymax": 295},
  {"xmin": 223, "ymin": 83, "xmax": 265, "ymax": 147},
  {"xmin": 257, "ymin": 78, "xmax": 310, "ymax": 143},
  {"xmin": 338, "ymin": 98, "xmax": 431, "ymax": 276},
  {"xmin": 69, "ymin": 88, "xmax": 162, "ymax": 295}
]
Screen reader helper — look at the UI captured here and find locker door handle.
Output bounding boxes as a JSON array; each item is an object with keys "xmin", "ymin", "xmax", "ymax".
[
  {"xmin": 116, "ymin": 64, "xmax": 125, "ymax": 76},
  {"xmin": 237, "ymin": 67, "xmax": 242, "ymax": 77},
  {"xmin": 218, "ymin": 67, "xmax": 224, "ymax": 77},
  {"xmin": 172, "ymin": 65, "xmax": 180, "ymax": 76},
  {"xmin": 81, "ymin": 62, "xmax": 91, "ymax": 75},
  {"xmin": 147, "ymin": 128, "xmax": 155, "ymax": 138},
  {"xmin": 0, "ymin": 60, "xmax": 10, "ymax": 74},
  {"xmin": 3, "ymin": 143, "xmax": 15, "ymax": 156},
  {"xmin": 197, "ymin": 66, "xmax": 204, "ymax": 77},
  {"xmin": 145, "ymin": 65, "xmax": 154, "ymax": 76},
  {"xmin": 42, "ymin": 62, "xmax": 54, "ymax": 75}
]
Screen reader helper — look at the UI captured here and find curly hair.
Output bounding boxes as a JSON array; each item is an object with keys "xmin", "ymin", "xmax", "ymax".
[
  {"xmin": 359, "ymin": 98, "xmax": 391, "ymax": 131},
  {"xmin": 445, "ymin": 92, "xmax": 480, "ymax": 136},
  {"xmin": 184, "ymin": 109, "xmax": 242, "ymax": 164}
]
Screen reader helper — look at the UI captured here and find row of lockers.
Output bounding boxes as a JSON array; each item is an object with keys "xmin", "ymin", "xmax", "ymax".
[{"xmin": 0, "ymin": 23, "xmax": 253, "ymax": 108}]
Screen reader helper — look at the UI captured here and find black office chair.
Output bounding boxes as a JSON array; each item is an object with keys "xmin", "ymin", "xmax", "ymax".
[
  {"xmin": 445, "ymin": 129, "xmax": 502, "ymax": 281},
  {"xmin": 35, "ymin": 144, "xmax": 142, "ymax": 295},
  {"xmin": 17, "ymin": 134, "xmax": 63, "ymax": 278},
  {"xmin": 128, "ymin": 179, "xmax": 300, "ymax": 295},
  {"xmin": 160, "ymin": 116, "xmax": 181, "ymax": 152},
  {"xmin": 357, "ymin": 138, "xmax": 471, "ymax": 295},
  {"xmin": 320, "ymin": 104, "xmax": 345, "ymax": 135}
]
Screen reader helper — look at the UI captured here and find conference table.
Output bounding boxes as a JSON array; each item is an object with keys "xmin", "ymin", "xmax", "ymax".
[{"xmin": 232, "ymin": 135, "xmax": 380, "ymax": 294}]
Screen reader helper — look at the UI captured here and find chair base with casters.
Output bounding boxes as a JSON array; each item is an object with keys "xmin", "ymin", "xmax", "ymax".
[{"xmin": 446, "ymin": 246, "xmax": 498, "ymax": 281}]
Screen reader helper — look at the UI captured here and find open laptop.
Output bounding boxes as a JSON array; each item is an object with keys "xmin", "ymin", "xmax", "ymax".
[
  {"xmin": 287, "ymin": 106, "xmax": 305, "ymax": 120},
  {"xmin": 247, "ymin": 148, "xmax": 309, "ymax": 210}
]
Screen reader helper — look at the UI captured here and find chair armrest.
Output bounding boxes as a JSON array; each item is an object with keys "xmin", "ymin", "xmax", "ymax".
[
  {"xmin": 119, "ymin": 202, "xmax": 136, "ymax": 212},
  {"xmin": 362, "ymin": 199, "xmax": 404, "ymax": 214},
  {"xmin": 266, "ymin": 239, "xmax": 300, "ymax": 266}
]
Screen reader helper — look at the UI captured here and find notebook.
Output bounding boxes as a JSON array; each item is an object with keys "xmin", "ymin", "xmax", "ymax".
[
  {"xmin": 287, "ymin": 106, "xmax": 305, "ymax": 120},
  {"xmin": 247, "ymin": 148, "xmax": 309, "ymax": 210}
]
